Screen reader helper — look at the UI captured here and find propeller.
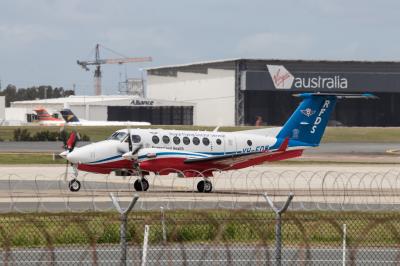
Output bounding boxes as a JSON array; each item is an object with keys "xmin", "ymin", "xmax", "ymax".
[
  {"xmin": 59, "ymin": 129, "xmax": 80, "ymax": 181},
  {"xmin": 122, "ymin": 128, "xmax": 142, "ymax": 161}
]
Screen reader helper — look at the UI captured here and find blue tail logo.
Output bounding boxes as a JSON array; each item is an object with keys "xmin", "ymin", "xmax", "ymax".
[{"xmin": 300, "ymin": 108, "xmax": 316, "ymax": 117}]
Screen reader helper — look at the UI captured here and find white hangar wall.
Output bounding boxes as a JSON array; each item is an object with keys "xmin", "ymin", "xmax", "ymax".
[
  {"xmin": 0, "ymin": 96, "xmax": 5, "ymax": 121},
  {"xmin": 147, "ymin": 69, "xmax": 235, "ymax": 126}
]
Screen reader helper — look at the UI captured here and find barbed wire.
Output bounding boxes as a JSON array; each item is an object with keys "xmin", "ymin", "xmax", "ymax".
[{"xmin": 1, "ymin": 168, "xmax": 400, "ymax": 212}]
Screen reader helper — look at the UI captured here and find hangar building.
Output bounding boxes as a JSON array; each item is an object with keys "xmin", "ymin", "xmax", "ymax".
[
  {"xmin": 147, "ymin": 59, "xmax": 400, "ymax": 126},
  {"xmin": 9, "ymin": 95, "xmax": 194, "ymax": 125}
]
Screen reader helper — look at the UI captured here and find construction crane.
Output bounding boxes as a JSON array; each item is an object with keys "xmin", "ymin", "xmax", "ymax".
[{"xmin": 77, "ymin": 44, "xmax": 152, "ymax": 95}]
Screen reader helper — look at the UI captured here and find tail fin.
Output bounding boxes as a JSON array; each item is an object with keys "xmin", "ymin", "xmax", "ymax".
[
  {"xmin": 34, "ymin": 107, "xmax": 58, "ymax": 121},
  {"xmin": 60, "ymin": 109, "xmax": 80, "ymax": 122},
  {"xmin": 276, "ymin": 93, "xmax": 377, "ymax": 146}
]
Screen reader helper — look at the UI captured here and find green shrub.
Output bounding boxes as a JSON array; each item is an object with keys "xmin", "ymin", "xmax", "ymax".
[
  {"xmin": 176, "ymin": 224, "xmax": 216, "ymax": 242},
  {"xmin": 97, "ymin": 224, "xmax": 119, "ymax": 243},
  {"xmin": 13, "ymin": 128, "xmax": 32, "ymax": 141},
  {"xmin": 12, "ymin": 129, "xmax": 85, "ymax": 142},
  {"xmin": 32, "ymin": 130, "xmax": 59, "ymax": 141},
  {"xmin": 81, "ymin": 134, "xmax": 90, "ymax": 141}
]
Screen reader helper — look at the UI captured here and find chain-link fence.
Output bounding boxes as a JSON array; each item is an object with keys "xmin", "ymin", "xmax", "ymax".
[
  {"xmin": 1, "ymin": 167, "xmax": 400, "ymax": 264},
  {"xmin": 1, "ymin": 210, "xmax": 400, "ymax": 265}
]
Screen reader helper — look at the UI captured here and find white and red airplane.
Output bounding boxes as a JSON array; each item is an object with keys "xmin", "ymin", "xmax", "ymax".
[
  {"xmin": 60, "ymin": 93, "xmax": 376, "ymax": 193},
  {"xmin": 33, "ymin": 107, "xmax": 65, "ymax": 126}
]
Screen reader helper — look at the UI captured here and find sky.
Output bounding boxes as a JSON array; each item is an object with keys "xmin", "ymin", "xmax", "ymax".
[{"xmin": 0, "ymin": 0, "xmax": 400, "ymax": 95}]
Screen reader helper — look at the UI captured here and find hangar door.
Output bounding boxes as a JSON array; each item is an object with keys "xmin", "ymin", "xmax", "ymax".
[
  {"xmin": 107, "ymin": 106, "xmax": 193, "ymax": 125},
  {"xmin": 244, "ymin": 91, "xmax": 400, "ymax": 127}
]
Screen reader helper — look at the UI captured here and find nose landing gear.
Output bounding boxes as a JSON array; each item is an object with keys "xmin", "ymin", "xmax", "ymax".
[
  {"xmin": 68, "ymin": 179, "xmax": 81, "ymax": 192},
  {"xmin": 67, "ymin": 165, "xmax": 81, "ymax": 192}
]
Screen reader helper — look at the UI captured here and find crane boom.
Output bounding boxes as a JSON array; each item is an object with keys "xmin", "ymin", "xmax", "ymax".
[
  {"xmin": 77, "ymin": 44, "xmax": 152, "ymax": 95},
  {"xmin": 77, "ymin": 57, "xmax": 152, "ymax": 67}
]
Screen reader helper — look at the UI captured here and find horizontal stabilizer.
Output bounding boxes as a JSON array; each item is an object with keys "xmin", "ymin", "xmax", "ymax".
[{"xmin": 293, "ymin": 92, "xmax": 378, "ymax": 99}]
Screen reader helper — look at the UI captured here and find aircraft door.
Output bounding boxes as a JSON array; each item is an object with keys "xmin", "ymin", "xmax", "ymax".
[{"xmin": 225, "ymin": 134, "xmax": 236, "ymax": 155}]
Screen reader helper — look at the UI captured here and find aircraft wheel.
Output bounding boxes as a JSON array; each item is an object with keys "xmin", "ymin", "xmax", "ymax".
[
  {"xmin": 197, "ymin": 180, "xmax": 212, "ymax": 193},
  {"xmin": 134, "ymin": 179, "xmax": 149, "ymax": 191},
  {"xmin": 68, "ymin": 179, "xmax": 81, "ymax": 192}
]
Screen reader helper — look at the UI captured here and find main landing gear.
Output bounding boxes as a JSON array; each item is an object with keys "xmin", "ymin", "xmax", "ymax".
[
  {"xmin": 197, "ymin": 180, "xmax": 213, "ymax": 193},
  {"xmin": 134, "ymin": 178, "xmax": 149, "ymax": 191}
]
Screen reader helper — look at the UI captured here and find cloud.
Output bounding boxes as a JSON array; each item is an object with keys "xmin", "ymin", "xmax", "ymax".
[
  {"xmin": 236, "ymin": 32, "xmax": 314, "ymax": 59},
  {"xmin": 0, "ymin": 24, "xmax": 68, "ymax": 46},
  {"xmin": 100, "ymin": 27, "xmax": 179, "ymax": 51}
]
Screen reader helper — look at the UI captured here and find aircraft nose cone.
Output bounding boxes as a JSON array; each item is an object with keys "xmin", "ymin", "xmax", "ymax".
[
  {"xmin": 66, "ymin": 151, "xmax": 80, "ymax": 164},
  {"xmin": 59, "ymin": 150, "xmax": 68, "ymax": 159}
]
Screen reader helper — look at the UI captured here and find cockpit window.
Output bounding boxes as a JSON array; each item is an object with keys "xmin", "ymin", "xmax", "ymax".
[
  {"xmin": 107, "ymin": 132, "xmax": 127, "ymax": 141},
  {"xmin": 123, "ymin": 134, "xmax": 141, "ymax": 143}
]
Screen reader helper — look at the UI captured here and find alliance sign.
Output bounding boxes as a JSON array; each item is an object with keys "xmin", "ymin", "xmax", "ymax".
[{"xmin": 266, "ymin": 65, "xmax": 348, "ymax": 90}]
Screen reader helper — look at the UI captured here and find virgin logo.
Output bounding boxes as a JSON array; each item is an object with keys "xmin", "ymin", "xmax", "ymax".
[
  {"xmin": 267, "ymin": 64, "xmax": 348, "ymax": 90},
  {"xmin": 267, "ymin": 65, "xmax": 294, "ymax": 89}
]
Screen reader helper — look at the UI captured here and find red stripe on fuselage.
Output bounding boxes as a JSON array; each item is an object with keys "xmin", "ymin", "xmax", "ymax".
[
  {"xmin": 77, "ymin": 150, "xmax": 304, "ymax": 175},
  {"xmin": 77, "ymin": 159, "xmax": 133, "ymax": 174}
]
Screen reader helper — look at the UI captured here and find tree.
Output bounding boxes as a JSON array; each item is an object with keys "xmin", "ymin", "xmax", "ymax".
[{"xmin": 0, "ymin": 84, "xmax": 75, "ymax": 107}]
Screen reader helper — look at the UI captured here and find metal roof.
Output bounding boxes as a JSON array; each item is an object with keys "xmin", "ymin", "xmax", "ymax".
[
  {"xmin": 146, "ymin": 58, "xmax": 400, "ymax": 71},
  {"xmin": 11, "ymin": 95, "xmax": 194, "ymax": 106}
]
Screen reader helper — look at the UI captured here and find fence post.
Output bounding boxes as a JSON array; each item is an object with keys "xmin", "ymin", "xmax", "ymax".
[
  {"xmin": 110, "ymin": 193, "xmax": 139, "ymax": 266},
  {"xmin": 160, "ymin": 207, "xmax": 167, "ymax": 243},
  {"xmin": 142, "ymin": 225, "xmax": 150, "ymax": 266},
  {"xmin": 263, "ymin": 192, "xmax": 294, "ymax": 266},
  {"xmin": 342, "ymin": 224, "xmax": 347, "ymax": 266}
]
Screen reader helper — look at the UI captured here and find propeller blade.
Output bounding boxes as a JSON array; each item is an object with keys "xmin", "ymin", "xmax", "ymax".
[
  {"xmin": 133, "ymin": 144, "xmax": 142, "ymax": 155},
  {"xmin": 128, "ymin": 128, "xmax": 132, "ymax": 152},
  {"xmin": 66, "ymin": 130, "xmax": 79, "ymax": 152},
  {"xmin": 122, "ymin": 144, "xmax": 143, "ymax": 160}
]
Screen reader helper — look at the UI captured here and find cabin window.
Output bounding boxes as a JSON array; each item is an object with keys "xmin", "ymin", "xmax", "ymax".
[
  {"xmin": 162, "ymin": 135, "xmax": 170, "ymax": 144},
  {"xmin": 132, "ymin": 135, "xmax": 141, "ymax": 143},
  {"xmin": 247, "ymin": 140, "xmax": 252, "ymax": 146},
  {"xmin": 216, "ymin": 138, "xmax": 222, "ymax": 145},
  {"xmin": 152, "ymin": 135, "xmax": 160, "ymax": 144},
  {"xmin": 202, "ymin": 137, "xmax": 210, "ymax": 146},
  {"xmin": 183, "ymin": 136, "xmax": 190, "ymax": 145},
  {"xmin": 173, "ymin": 136, "xmax": 181, "ymax": 145},
  {"xmin": 193, "ymin": 137, "xmax": 200, "ymax": 145}
]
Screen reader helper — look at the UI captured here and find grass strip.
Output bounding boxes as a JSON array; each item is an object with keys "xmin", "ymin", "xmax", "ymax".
[
  {"xmin": 0, "ymin": 153, "xmax": 64, "ymax": 164},
  {"xmin": 1, "ymin": 210, "xmax": 399, "ymax": 248}
]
